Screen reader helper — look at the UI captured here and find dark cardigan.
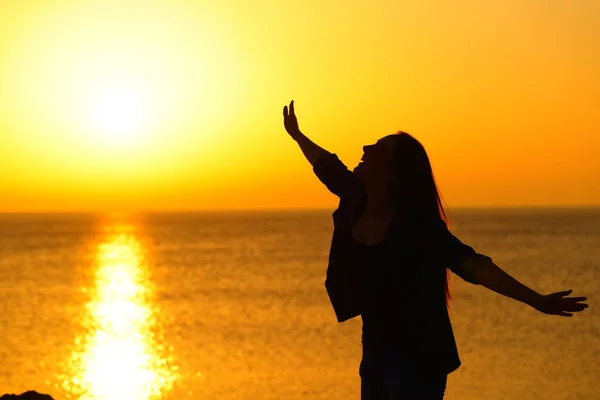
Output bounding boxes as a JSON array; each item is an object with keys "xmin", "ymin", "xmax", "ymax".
[{"xmin": 314, "ymin": 153, "xmax": 491, "ymax": 374}]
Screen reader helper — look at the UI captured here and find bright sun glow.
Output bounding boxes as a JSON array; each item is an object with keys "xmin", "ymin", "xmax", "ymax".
[
  {"xmin": 0, "ymin": 1, "xmax": 247, "ymax": 208},
  {"xmin": 88, "ymin": 86, "xmax": 146, "ymax": 146}
]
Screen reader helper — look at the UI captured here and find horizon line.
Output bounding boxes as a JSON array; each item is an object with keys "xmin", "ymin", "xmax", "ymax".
[{"xmin": 1, "ymin": 204, "xmax": 599, "ymax": 215}]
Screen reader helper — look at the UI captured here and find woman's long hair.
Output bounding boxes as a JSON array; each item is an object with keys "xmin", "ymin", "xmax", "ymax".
[{"xmin": 389, "ymin": 132, "xmax": 452, "ymax": 308}]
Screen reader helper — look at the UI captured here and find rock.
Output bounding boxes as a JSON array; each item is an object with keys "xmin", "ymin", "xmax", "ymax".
[{"xmin": 0, "ymin": 391, "xmax": 53, "ymax": 400}]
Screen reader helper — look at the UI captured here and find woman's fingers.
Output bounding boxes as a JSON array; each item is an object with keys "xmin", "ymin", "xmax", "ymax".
[
  {"xmin": 563, "ymin": 302, "xmax": 588, "ymax": 311},
  {"xmin": 283, "ymin": 101, "xmax": 300, "ymax": 137},
  {"xmin": 557, "ymin": 296, "xmax": 589, "ymax": 313},
  {"xmin": 553, "ymin": 290, "xmax": 573, "ymax": 297},
  {"xmin": 558, "ymin": 312, "xmax": 573, "ymax": 317},
  {"xmin": 283, "ymin": 100, "xmax": 295, "ymax": 119}
]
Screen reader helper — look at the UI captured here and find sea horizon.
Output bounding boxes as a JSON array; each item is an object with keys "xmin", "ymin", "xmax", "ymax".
[{"xmin": 1, "ymin": 204, "xmax": 599, "ymax": 215}]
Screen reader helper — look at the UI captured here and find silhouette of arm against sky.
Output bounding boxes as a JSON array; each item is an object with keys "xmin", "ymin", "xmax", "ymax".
[
  {"xmin": 283, "ymin": 100, "xmax": 330, "ymax": 166},
  {"xmin": 461, "ymin": 247, "xmax": 589, "ymax": 317},
  {"xmin": 284, "ymin": 100, "xmax": 364, "ymax": 199}
]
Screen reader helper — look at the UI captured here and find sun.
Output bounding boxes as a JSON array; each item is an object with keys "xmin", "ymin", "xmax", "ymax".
[{"xmin": 86, "ymin": 85, "xmax": 149, "ymax": 147}]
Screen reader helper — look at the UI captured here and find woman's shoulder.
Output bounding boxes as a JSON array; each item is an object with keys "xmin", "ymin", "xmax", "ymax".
[{"xmin": 332, "ymin": 190, "xmax": 367, "ymax": 226}]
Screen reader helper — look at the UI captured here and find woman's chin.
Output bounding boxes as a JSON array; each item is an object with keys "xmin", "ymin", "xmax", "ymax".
[{"xmin": 353, "ymin": 163, "xmax": 368, "ymax": 179}]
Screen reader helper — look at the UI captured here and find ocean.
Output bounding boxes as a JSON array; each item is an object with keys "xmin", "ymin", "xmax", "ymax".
[{"xmin": 0, "ymin": 208, "xmax": 598, "ymax": 400}]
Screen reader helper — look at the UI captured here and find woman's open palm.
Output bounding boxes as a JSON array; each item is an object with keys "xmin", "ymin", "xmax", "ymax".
[
  {"xmin": 534, "ymin": 290, "xmax": 588, "ymax": 317},
  {"xmin": 283, "ymin": 100, "xmax": 300, "ymax": 138}
]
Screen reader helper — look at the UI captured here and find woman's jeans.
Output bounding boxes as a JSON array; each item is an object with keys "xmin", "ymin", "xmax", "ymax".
[{"xmin": 360, "ymin": 346, "xmax": 447, "ymax": 400}]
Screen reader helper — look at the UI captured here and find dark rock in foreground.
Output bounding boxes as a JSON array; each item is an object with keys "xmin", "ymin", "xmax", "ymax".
[{"xmin": 0, "ymin": 391, "xmax": 53, "ymax": 400}]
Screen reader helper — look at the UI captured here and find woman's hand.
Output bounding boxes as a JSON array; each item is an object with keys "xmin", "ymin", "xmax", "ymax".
[
  {"xmin": 281, "ymin": 99, "xmax": 333, "ymax": 168},
  {"xmin": 533, "ymin": 290, "xmax": 589, "ymax": 317},
  {"xmin": 283, "ymin": 100, "xmax": 301, "ymax": 139}
]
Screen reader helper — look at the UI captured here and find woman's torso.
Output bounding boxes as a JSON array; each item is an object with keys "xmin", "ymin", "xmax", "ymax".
[
  {"xmin": 350, "ymin": 210, "xmax": 408, "ymax": 348},
  {"xmin": 336, "ymin": 205, "xmax": 460, "ymax": 373}
]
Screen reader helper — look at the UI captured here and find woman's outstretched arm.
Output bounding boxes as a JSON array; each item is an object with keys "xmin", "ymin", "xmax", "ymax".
[
  {"xmin": 283, "ymin": 100, "xmax": 364, "ymax": 199},
  {"xmin": 437, "ymin": 222, "xmax": 589, "ymax": 317},
  {"xmin": 283, "ymin": 100, "xmax": 331, "ymax": 166},
  {"xmin": 465, "ymin": 257, "xmax": 589, "ymax": 317}
]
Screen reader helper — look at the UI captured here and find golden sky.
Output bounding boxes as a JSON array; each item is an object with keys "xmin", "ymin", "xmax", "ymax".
[{"xmin": 1, "ymin": 0, "xmax": 598, "ymax": 212}]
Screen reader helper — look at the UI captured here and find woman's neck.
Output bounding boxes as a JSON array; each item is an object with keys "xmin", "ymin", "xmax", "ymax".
[{"xmin": 364, "ymin": 189, "xmax": 395, "ymax": 218}]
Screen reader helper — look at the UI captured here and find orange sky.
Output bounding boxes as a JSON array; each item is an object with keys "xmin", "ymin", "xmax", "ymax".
[{"xmin": 1, "ymin": 0, "xmax": 599, "ymax": 212}]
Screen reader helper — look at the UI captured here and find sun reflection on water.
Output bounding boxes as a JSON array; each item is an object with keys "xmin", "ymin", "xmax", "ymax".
[{"xmin": 61, "ymin": 230, "xmax": 178, "ymax": 400}]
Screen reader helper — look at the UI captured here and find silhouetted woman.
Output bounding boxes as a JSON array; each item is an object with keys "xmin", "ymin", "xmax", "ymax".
[{"xmin": 282, "ymin": 100, "xmax": 588, "ymax": 399}]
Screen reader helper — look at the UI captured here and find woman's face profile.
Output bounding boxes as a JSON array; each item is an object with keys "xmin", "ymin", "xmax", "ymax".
[{"xmin": 354, "ymin": 134, "xmax": 398, "ymax": 187}]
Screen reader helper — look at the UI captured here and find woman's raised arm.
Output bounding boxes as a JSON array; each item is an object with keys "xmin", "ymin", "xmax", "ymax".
[
  {"xmin": 283, "ymin": 100, "xmax": 331, "ymax": 166},
  {"xmin": 283, "ymin": 100, "xmax": 364, "ymax": 199}
]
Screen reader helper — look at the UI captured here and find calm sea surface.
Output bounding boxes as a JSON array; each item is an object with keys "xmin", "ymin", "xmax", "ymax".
[{"xmin": 0, "ymin": 209, "xmax": 598, "ymax": 400}]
